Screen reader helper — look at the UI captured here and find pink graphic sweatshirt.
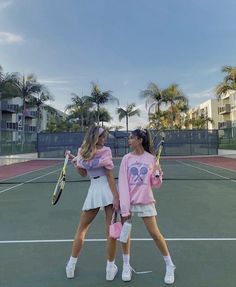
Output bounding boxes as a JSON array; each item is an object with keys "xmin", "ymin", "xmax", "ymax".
[
  {"xmin": 118, "ymin": 151, "xmax": 163, "ymax": 217},
  {"xmin": 74, "ymin": 146, "xmax": 114, "ymax": 178}
]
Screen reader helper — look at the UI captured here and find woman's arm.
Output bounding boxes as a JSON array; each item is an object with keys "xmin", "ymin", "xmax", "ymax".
[
  {"xmin": 77, "ymin": 167, "xmax": 87, "ymax": 177},
  {"xmin": 118, "ymin": 157, "xmax": 131, "ymax": 217},
  {"xmin": 105, "ymin": 169, "xmax": 119, "ymax": 210},
  {"xmin": 65, "ymin": 150, "xmax": 87, "ymax": 177}
]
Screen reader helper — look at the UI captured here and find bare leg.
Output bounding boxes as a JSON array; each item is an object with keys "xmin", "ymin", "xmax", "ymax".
[
  {"xmin": 143, "ymin": 216, "xmax": 176, "ymax": 284},
  {"xmin": 120, "ymin": 216, "xmax": 131, "ymax": 255},
  {"xmin": 71, "ymin": 208, "xmax": 100, "ymax": 257},
  {"xmin": 142, "ymin": 216, "xmax": 169, "ymax": 256},
  {"xmin": 120, "ymin": 217, "xmax": 132, "ymax": 281},
  {"xmin": 104, "ymin": 204, "xmax": 117, "ymax": 261}
]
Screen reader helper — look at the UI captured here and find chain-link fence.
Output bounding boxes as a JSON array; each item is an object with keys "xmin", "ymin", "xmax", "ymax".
[
  {"xmin": 36, "ymin": 129, "xmax": 219, "ymax": 158},
  {"xmin": 0, "ymin": 129, "xmax": 219, "ymax": 157},
  {"xmin": 0, "ymin": 130, "xmax": 37, "ymax": 155},
  {"xmin": 218, "ymin": 127, "xmax": 236, "ymax": 149}
]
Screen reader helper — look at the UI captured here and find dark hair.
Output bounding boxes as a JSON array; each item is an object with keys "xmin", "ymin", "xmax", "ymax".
[{"xmin": 131, "ymin": 129, "xmax": 154, "ymax": 154}]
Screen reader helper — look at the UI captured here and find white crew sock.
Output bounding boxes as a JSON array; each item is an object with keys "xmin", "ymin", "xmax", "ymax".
[
  {"xmin": 123, "ymin": 254, "xmax": 130, "ymax": 265},
  {"xmin": 163, "ymin": 254, "xmax": 174, "ymax": 267},
  {"xmin": 68, "ymin": 256, "xmax": 78, "ymax": 266},
  {"xmin": 107, "ymin": 260, "xmax": 115, "ymax": 268}
]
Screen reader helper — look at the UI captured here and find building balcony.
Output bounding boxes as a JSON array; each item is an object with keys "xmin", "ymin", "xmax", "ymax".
[
  {"xmin": 1, "ymin": 120, "xmax": 36, "ymax": 132},
  {"xmin": 24, "ymin": 124, "xmax": 37, "ymax": 132},
  {"xmin": 221, "ymin": 93, "xmax": 230, "ymax": 100},
  {"xmin": 218, "ymin": 104, "xmax": 231, "ymax": 115},
  {"xmin": 24, "ymin": 110, "xmax": 37, "ymax": 118},
  {"xmin": 218, "ymin": 121, "xmax": 232, "ymax": 129},
  {"xmin": 0, "ymin": 101, "xmax": 18, "ymax": 113},
  {"xmin": 1, "ymin": 120, "xmax": 18, "ymax": 130}
]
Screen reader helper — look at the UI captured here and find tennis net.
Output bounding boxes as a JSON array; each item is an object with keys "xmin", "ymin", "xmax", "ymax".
[{"xmin": 0, "ymin": 154, "xmax": 235, "ymax": 185}]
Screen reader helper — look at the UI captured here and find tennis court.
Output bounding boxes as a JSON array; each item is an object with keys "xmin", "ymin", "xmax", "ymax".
[{"xmin": 0, "ymin": 155, "xmax": 236, "ymax": 287}]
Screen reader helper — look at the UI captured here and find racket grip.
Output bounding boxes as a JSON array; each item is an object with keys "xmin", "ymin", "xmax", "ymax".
[{"xmin": 155, "ymin": 170, "xmax": 160, "ymax": 177}]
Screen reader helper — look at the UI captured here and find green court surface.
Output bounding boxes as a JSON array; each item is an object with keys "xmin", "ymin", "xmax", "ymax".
[{"xmin": 0, "ymin": 157, "xmax": 236, "ymax": 287}]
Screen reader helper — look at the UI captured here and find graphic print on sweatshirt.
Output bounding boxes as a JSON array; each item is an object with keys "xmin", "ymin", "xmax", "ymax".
[
  {"xmin": 80, "ymin": 155, "xmax": 101, "ymax": 169},
  {"xmin": 129, "ymin": 162, "xmax": 149, "ymax": 186}
]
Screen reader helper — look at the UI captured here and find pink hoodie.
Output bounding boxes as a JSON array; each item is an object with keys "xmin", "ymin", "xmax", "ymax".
[
  {"xmin": 73, "ymin": 146, "xmax": 114, "ymax": 178},
  {"xmin": 118, "ymin": 151, "xmax": 163, "ymax": 217}
]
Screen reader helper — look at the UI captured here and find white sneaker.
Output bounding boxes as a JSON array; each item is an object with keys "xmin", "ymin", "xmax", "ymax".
[
  {"xmin": 66, "ymin": 263, "xmax": 76, "ymax": 279},
  {"xmin": 164, "ymin": 265, "xmax": 176, "ymax": 284},
  {"xmin": 106, "ymin": 264, "xmax": 118, "ymax": 281},
  {"xmin": 122, "ymin": 264, "xmax": 132, "ymax": 282}
]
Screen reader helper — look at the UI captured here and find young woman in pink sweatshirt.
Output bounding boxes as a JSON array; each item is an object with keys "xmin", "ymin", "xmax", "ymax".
[
  {"xmin": 65, "ymin": 126, "xmax": 119, "ymax": 281},
  {"xmin": 118, "ymin": 129, "xmax": 176, "ymax": 284}
]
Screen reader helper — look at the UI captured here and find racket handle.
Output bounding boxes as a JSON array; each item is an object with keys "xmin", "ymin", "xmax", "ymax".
[{"xmin": 155, "ymin": 169, "xmax": 160, "ymax": 177}]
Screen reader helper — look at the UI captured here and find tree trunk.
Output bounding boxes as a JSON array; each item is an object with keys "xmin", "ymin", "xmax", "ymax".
[
  {"xmin": 21, "ymin": 97, "xmax": 26, "ymax": 152},
  {"xmin": 126, "ymin": 115, "xmax": 129, "ymax": 153}
]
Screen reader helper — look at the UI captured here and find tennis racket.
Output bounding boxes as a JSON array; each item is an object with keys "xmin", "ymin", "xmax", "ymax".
[
  {"xmin": 155, "ymin": 132, "xmax": 165, "ymax": 176},
  {"xmin": 52, "ymin": 154, "xmax": 69, "ymax": 205}
]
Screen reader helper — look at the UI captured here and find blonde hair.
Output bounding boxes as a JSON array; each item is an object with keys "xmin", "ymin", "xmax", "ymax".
[{"xmin": 80, "ymin": 126, "xmax": 105, "ymax": 160}]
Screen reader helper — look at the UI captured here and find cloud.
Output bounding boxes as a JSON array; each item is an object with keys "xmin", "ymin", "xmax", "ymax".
[
  {"xmin": 39, "ymin": 78, "xmax": 72, "ymax": 85},
  {"xmin": 202, "ymin": 67, "xmax": 220, "ymax": 74},
  {"xmin": 0, "ymin": 32, "xmax": 23, "ymax": 44},
  {"xmin": 188, "ymin": 87, "xmax": 215, "ymax": 99},
  {"xmin": 0, "ymin": 0, "xmax": 12, "ymax": 10}
]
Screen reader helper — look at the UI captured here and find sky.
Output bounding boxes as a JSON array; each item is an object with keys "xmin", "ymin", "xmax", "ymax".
[{"xmin": 1, "ymin": 0, "xmax": 236, "ymax": 129}]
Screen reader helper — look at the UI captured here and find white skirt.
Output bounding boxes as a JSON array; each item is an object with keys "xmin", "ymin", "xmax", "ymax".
[{"xmin": 82, "ymin": 176, "xmax": 113, "ymax": 211}]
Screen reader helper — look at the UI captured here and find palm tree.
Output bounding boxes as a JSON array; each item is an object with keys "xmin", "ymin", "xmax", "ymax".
[
  {"xmin": 117, "ymin": 103, "xmax": 141, "ymax": 134},
  {"xmin": 191, "ymin": 115, "xmax": 214, "ymax": 129},
  {"xmin": 46, "ymin": 117, "xmax": 70, "ymax": 132},
  {"xmin": 0, "ymin": 66, "xmax": 21, "ymax": 152},
  {"xmin": 148, "ymin": 110, "xmax": 169, "ymax": 130},
  {"xmin": 13, "ymin": 73, "xmax": 47, "ymax": 148},
  {"xmin": 216, "ymin": 65, "xmax": 236, "ymax": 98},
  {"xmin": 27, "ymin": 90, "xmax": 54, "ymax": 132},
  {"xmin": 85, "ymin": 82, "xmax": 119, "ymax": 124},
  {"xmin": 140, "ymin": 82, "xmax": 164, "ymax": 116},
  {"xmin": 96, "ymin": 107, "xmax": 112, "ymax": 127},
  {"xmin": 162, "ymin": 84, "xmax": 188, "ymax": 128},
  {"xmin": 65, "ymin": 93, "xmax": 92, "ymax": 131},
  {"xmin": 0, "ymin": 65, "xmax": 18, "ymax": 100}
]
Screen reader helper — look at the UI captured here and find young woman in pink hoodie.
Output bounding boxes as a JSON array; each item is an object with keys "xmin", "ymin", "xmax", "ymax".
[
  {"xmin": 65, "ymin": 126, "xmax": 119, "ymax": 281},
  {"xmin": 118, "ymin": 129, "xmax": 176, "ymax": 284}
]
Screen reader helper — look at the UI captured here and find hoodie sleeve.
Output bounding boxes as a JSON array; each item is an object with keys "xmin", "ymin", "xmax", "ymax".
[
  {"xmin": 75, "ymin": 148, "xmax": 85, "ymax": 169},
  {"xmin": 118, "ymin": 156, "xmax": 131, "ymax": 217},
  {"xmin": 100, "ymin": 147, "xmax": 114, "ymax": 170}
]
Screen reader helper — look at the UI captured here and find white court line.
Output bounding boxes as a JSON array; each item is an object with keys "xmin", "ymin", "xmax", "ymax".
[
  {"xmin": 1, "ymin": 238, "xmax": 236, "ymax": 244},
  {"xmin": 0, "ymin": 168, "xmax": 61, "ymax": 195},
  {"xmin": 178, "ymin": 160, "xmax": 236, "ymax": 183}
]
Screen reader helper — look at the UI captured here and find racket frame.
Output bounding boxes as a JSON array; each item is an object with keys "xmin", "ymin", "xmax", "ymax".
[{"xmin": 52, "ymin": 154, "xmax": 69, "ymax": 205}]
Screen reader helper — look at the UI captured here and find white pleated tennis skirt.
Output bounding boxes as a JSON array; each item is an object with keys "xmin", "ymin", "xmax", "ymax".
[{"xmin": 82, "ymin": 176, "xmax": 113, "ymax": 211}]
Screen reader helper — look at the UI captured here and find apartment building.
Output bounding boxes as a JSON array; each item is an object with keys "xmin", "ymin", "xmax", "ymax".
[
  {"xmin": 218, "ymin": 90, "xmax": 236, "ymax": 129},
  {"xmin": 0, "ymin": 97, "xmax": 65, "ymax": 142},
  {"xmin": 188, "ymin": 99, "xmax": 219, "ymax": 130}
]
